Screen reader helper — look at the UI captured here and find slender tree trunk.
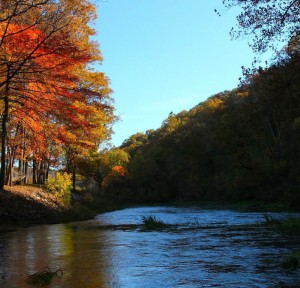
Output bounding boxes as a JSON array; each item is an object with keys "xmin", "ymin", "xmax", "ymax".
[
  {"xmin": 38, "ymin": 160, "xmax": 42, "ymax": 184},
  {"xmin": 32, "ymin": 159, "xmax": 37, "ymax": 184},
  {"xmin": 39, "ymin": 160, "xmax": 46, "ymax": 184},
  {"xmin": 22, "ymin": 128, "xmax": 27, "ymax": 184},
  {"xmin": 72, "ymin": 164, "xmax": 76, "ymax": 192},
  {"xmin": 5, "ymin": 147, "xmax": 11, "ymax": 185},
  {"xmin": 24, "ymin": 160, "xmax": 28, "ymax": 184},
  {"xmin": 8, "ymin": 150, "xmax": 13, "ymax": 186},
  {"xmin": 45, "ymin": 161, "xmax": 49, "ymax": 180},
  {"xmin": 10, "ymin": 146, "xmax": 18, "ymax": 186},
  {"xmin": 19, "ymin": 158, "xmax": 24, "ymax": 185},
  {"xmin": 18, "ymin": 158, "xmax": 22, "ymax": 172},
  {"xmin": 38, "ymin": 160, "xmax": 41, "ymax": 184},
  {"xmin": 0, "ymin": 90, "xmax": 9, "ymax": 189}
]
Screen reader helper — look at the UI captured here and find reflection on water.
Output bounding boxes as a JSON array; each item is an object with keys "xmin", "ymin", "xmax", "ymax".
[
  {"xmin": 0, "ymin": 206, "xmax": 300, "ymax": 288},
  {"xmin": 0, "ymin": 223, "xmax": 112, "ymax": 288}
]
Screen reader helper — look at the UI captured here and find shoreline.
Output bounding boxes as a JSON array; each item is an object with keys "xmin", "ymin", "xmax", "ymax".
[
  {"xmin": 0, "ymin": 185, "xmax": 298, "ymax": 233},
  {"xmin": 0, "ymin": 185, "xmax": 106, "ymax": 232}
]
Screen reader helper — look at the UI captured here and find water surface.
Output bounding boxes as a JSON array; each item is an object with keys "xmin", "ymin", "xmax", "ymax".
[{"xmin": 0, "ymin": 206, "xmax": 299, "ymax": 287}]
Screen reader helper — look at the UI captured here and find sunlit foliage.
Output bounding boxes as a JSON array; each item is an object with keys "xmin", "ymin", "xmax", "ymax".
[
  {"xmin": 0, "ymin": 0, "xmax": 114, "ymax": 189},
  {"xmin": 114, "ymin": 54, "xmax": 300, "ymax": 207}
]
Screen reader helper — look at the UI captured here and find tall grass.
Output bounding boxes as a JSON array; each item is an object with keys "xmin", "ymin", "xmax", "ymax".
[{"xmin": 141, "ymin": 215, "xmax": 168, "ymax": 230}]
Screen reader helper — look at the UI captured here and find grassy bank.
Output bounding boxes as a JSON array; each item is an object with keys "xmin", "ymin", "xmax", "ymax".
[{"xmin": 0, "ymin": 185, "xmax": 117, "ymax": 232}]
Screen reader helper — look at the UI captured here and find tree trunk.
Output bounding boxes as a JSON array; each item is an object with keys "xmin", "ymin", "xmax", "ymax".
[
  {"xmin": 39, "ymin": 160, "xmax": 46, "ymax": 184},
  {"xmin": 0, "ymin": 90, "xmax": 9, "ymax": 189},
  {"xmin": 22, "ymin": 128, "xmax": 27, "ymax": 184},
  {"xmin": 8, "ymin": 148, "xmax": 14, "ymax": 186},
  {"xmin": 24, "ymin": 160, "xmax": 28, "ymax": 184},
  {"xmin": 5, "ymin": 148, "xmax": 11, "ymax": 186},
  {"xmin": 45, "ymin": 161, "xmax": 50, "ymax": 180},
  {"xmin": 32, "ymin": 159, "xmax": 37, "ymax": 184},
  {"xmin": 72, "ymin": 164, "xmax": 76, "ymax": 192}
]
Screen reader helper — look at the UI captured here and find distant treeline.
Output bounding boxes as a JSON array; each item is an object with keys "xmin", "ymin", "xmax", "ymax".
[{"xmin": 104, "ymin": 54, "xmax": 300, "ymax": 207}]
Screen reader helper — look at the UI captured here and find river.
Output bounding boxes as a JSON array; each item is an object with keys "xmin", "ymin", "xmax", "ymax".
[{"xmin": 0, "ymin": 206, "xmax": 299, "ymax": 287}]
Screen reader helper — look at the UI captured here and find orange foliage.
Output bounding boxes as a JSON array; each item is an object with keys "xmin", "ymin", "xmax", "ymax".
[
  {"xmin": 0, "ymin": 1, "xmax": 114, "ymax": 171},
  {"xmin": 2, "ymin": 23, "xmax": 109, "ymax": 151},
  {"xmin": 102, "ymin": 165, "xmax": 127, "ymax": 189},
  {"xmin": 111, "ymin": 166, "xmax": 127, "ymax": 177}
]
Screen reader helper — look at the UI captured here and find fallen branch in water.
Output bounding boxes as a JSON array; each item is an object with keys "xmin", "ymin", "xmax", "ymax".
[{"xmin": 26, "ymin": 266, "xmax": 63, "ymax": 286}]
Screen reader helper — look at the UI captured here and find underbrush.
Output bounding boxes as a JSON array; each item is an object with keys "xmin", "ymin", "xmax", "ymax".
[
  {"xmin": 45, "ymin": 172, "xmax": 72, "ymax": 208},
  {"xmin": 57, "ymin": 189, "xmax": 121, "ymax": 224}
]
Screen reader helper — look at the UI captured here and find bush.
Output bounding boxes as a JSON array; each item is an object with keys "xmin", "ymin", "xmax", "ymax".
[
  {"xmin": 83, "ymin": 193, "xmax": 93, "ymax": 203},
  {"xmin": 45, "ymin": 172, "xmax": 72, "ymax": 207}
]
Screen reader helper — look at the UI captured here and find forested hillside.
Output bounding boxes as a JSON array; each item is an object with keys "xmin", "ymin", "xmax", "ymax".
[
  {"xmin": 98, "ymin": 0, "xmax": 300, "ymax": 207},
  {"xmin": 104, "ymin": 53, "xmax": 300, "ymax": 207}
]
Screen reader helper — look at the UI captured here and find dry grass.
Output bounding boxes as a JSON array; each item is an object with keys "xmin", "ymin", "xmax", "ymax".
[{"xmin": 4, "ymin": 185, "xmax": 61, "ymax": 209}]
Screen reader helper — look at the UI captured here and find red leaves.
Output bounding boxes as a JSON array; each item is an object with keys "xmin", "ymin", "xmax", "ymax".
[{"xmin": 0, "ymin": 1, "xmax": 114, "ymax": 171}]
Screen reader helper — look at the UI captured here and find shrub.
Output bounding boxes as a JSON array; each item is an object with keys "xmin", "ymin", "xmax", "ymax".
[
  {"xmin": 45, "ymin": 172, "xmax": 72, "ymax": 207},
  {"xmin": 83, "ymin": 193, "xmax": 93, "ymax": 203}
]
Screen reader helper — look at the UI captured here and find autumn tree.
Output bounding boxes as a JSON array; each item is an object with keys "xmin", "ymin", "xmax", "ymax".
[
  {"xmin": 78, "ymin": 148, "xmax": 129, "ymax": 180},
  {"xmin": 220, "ymin": 0, "xmax": 300, "ymax": 53},
  {"xmin": 0, "ymin": 0, "xmax": 114, "ymax": 189}
]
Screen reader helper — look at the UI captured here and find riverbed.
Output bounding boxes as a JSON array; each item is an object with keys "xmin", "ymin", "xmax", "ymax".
[{"xmin": 0, "ymin": 206, "xmax": 299, "ymax": 287}]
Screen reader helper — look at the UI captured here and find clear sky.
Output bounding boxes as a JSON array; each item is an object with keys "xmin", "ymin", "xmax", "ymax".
[{"xmin": 93, "ymin": 0, "xmax": 262, "ymax": 147}]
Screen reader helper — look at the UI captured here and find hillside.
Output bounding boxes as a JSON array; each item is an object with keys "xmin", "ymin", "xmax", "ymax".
[{"xmin": 102, "ymin": 54, "xmax": 300, "ymax": 208}]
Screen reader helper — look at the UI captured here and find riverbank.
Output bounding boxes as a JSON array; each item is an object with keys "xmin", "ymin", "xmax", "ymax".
[
  {"xmin": 1, "ymin": 185, "xmax": 298, "ymax": 233},
  {"xmin": 0, "ymin": 185, "xmax": 114, "ymax": 232}
]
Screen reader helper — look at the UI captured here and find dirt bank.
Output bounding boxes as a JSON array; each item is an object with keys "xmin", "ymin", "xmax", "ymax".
[{"xmin": 0, "ymin": 185, "xmax": 78, "ymax": 230}]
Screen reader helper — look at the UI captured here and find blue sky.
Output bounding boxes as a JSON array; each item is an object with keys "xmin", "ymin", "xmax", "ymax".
[{"xmin": 94, "ymin": 0, "xmax": 262, "ymax": 147}]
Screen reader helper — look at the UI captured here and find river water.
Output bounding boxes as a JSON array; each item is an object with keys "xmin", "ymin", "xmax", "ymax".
[{"xmin": 0, "ymin": 206, "xmax": 299, "ymax": 288}]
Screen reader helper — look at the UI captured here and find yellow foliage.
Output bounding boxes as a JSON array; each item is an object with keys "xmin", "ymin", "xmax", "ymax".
[
  {"xmin": 205, "ymin": 97, "xmax": 224, "ymax": 110},
  {"xmin": 236, "ymin": 91, "xmax": 249, "ymax": 97},
  {"xmin": 45, "ymin": 172, "xmax": 72, "ymax": 207}
]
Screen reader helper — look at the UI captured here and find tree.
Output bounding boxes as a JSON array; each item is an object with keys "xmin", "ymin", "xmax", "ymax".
[
  {"xmin": 0, "ymin": 0, "xmax": 114, "ymax": 189},
  {"xmin": 120, "ymin": 132, "xmax": 149, "ymax": 157},
  {"xmin": 220, "ymin": 0, "xmax": 300, "ymax": 53}
]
